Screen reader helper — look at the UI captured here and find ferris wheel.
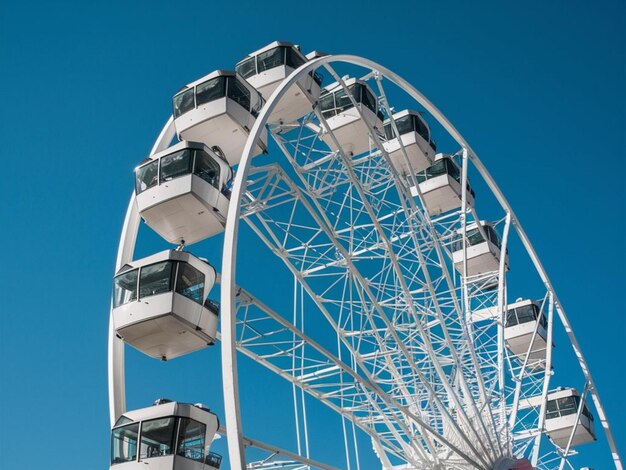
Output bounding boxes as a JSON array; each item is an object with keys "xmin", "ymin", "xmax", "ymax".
[{"xmin": 107, "ymin": 42, "xmax": 622, "ymax": 470}]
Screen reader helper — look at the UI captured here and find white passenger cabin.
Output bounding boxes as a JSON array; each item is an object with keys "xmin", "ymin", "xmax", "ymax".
[
  {"xmin": 383, "ymin": 110, "xmax": 436, "ymax": 175},
  {"xmin": 451, "ymin": 221, "xmax": 509, "ymax": 276},
  {"xmin": 110, "ymin": 400, "xmax": 221, "ymax": 470},
  {"xmin": 412, "ymin": 155, "xmax": 475, "ymax": 215},
  {"xmin": 135, "ymin": 141, "xmax": 232, "ymax": 245},
  {"xmin": 315, "ymin": 77, "xmax": 384, "ymax": 156},
  {"xmin": 545, "ymin": 388, "xmax": 596, "ymax": 448},
  {"xmin": 173, "ymin": 70, "xmax": 267, "ymax": 166},
  {"xmin": 236, "ymin": 41, "xmax": 321, "ymax": 124},
  {"xmin": 112, "ymin": 250, "xmax": 219, "ymax": 360},
  {"xmin": 505, "ymin": 299, "xmax": 550, "ymax": 368}
]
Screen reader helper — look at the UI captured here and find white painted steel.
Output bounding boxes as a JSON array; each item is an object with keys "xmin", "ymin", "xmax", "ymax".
[
  {"xmin": 108, "ymin": 52, "xmax": 621, "ymax": 470},
  {"xmin": 220, "ymin": 54, "xmax": 621, "ymax": 469}
]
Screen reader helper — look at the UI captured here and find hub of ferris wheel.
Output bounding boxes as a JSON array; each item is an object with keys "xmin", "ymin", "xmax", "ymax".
[{"xmin": 107, "ymin": 41, "xmax": 620, "ymax": 470}]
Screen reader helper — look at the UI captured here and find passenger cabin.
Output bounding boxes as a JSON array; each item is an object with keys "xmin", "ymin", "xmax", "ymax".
[
  {"xmin": 110, "ymin": 400, "xmax": 221, "ymax": 470},
  {"xmin": 450, "ymin": 221, "xmax": 509, "ymax": 276},
  {"xmin": 236, "ymin": 41, "xmax": 322, "ymax": 124},
  {"xmin": 112, "ymin": 250, "xmax": 219, "ymax": 360},
  {"xmin": 505, "ymin": 299, "xmax": 550, "ymax": 368},
  {"xmin": 412, "ymin": 155, "xmax": 475, "ymax": 215},
  {"xmin": 383, "ymin": 110, "xmax": 436, "ymax": 175},
  {"xmin": 173, "ymin": 70, "xmax": 267, "ymax": 166},
  {"xmin": 135, "ymin": 141, "xmax": 232, "ymax": 246},
  {"xmin": 315, "ymin": 77, "xmax": 384, "ymax": 156},
  {"xmin": 545, "ymin": 388, "xmax": 596, "ymax": 448}
]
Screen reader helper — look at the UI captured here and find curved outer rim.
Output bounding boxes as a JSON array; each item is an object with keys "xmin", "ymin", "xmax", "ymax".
[
  {"xmin": 219, "ymin": 54, "xmax": 622, "ymax": 469},
  {"xmin": 107, "ymin": 55, "xmax": 622, "ymax": 470}
]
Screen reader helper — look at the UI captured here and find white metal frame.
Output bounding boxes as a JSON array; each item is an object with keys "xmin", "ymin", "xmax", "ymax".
[{"xmin": 108, "ymin": 54, "xmax": 622, "ymax": 470}]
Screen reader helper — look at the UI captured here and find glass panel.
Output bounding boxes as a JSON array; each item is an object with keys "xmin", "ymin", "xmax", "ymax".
[
  {"xmin": 335, "ymin": 85, "xmax": 354, "ymax": 114},
  {"xmin": 140, "ymin": 417, "xmax": 176, "ymax": 459},
  {"xmin": 173, "ymin": 88, "xmax": 195, "ymax": 118},
  {"xmin": 505, "ymin": 309, "xmax": 519, "ymax": 327},
  {"xmin": 227, "ymin": 77, "xmax": 251, "ymax": 112},
  {"xmin": 285, "ymin": 46, "xmax": 306, "ymax": 68},
  {"xmin": 139, "ymin": 261, "xmax": 174, "ymax": 299},
  {"xmin": 359, "ymin": 85, "xmax": 378, "ymax": 114},
  {"xmin": 113, "ymin": 269, "xmax": 138, "ymax": 308},
  {"xmin": 111, "ymin": 422, "xmax": 139, "ymax": 465},
  {"xmin": 466, "ymin": 228, "xmax": 485, "ymax": 246},
  {"xmin": 415, "ymin": 158, "xmax": 447, "ymax": 184},
  {"xmin": 204, "ymin": 298, "xmax": 220, "ymax": 315},
  {"xmin": 194, "ymin": 150, "xmax": 221, "ymax": 189},
  {"xmin": 114, "ymin": 415, "xmax": 133, "ymax": 427},
  {"xmin": 196, "ymin": 77, "xmax": 226, "ymax": 106},
  {"xmin": 319, "ymin": 92, "xmax": 335, "ymax": 118},
  {"xmin": 175, "ymin": 262, "xmax": 205, "ymax": 304},
  {"xmin": 444, "ymin": 158, "xmax": 461, "ymax": 182},
  {"xmin": 484, "ymin": 225, "xmax": 502, "ymax": 248},
  {"xmin": 160, "ymin": 150, "xmax": 192, "ymax": 183},
  {"xmin": 135, "ymin": 160, "xmax": 159, "ymax": 194},
  {"xmin": 236, "ymin": 57, "xmax": 256, "ymax": 78},
  {"xmin": 414, "ymin": 114, "xmax": 430, "ymax": 142},
  {"xmin": 206, "ymin": 452, "xmax": 222, "ymax": 468},
  {"xmin": 515, "ymin": 305, "xmax": 536, "ymax": 325},
  {"xmin": 257, "ymin": 46, "xmax": 284, "ymax": 73},
  {"xmin": 177, "ymin": 418, "xmax": 206, "ymax": 462},
  {"xmin": 395, "ymin": 114, "xmax": 414, "ymax": 136},
  {"xmin": 557, "ymin": 396, "xmax": 579, "ymax": 417},
  {"xmin": 311, "ymin": 70, "xmax": 323, "ymax": 86},
  {"xmin": 546, "ymin": 399, "xmax": 559, "ymax": 419}
]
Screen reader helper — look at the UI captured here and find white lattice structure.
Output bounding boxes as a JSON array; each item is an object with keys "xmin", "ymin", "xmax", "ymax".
[{"xmin": 107, "ymin": 47, "xmax": 622, "ymax": 470}]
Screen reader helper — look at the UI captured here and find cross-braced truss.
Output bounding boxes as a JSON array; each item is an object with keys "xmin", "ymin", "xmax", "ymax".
[{"xmin": 221, "ymin": 60, "xmax": 621, "ymax": 470}]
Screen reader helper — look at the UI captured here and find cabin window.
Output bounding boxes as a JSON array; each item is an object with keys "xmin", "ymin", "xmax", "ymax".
[
  {"xmin": 319, "ymin": 92, "xmax": 336, "ymax": 118},
  {"xmin": 466, "ymin": 228, "xmax": 485, "ymax": 246},
  {"xmin": 546, "ymin": 395, "xmax": 593, "ymax": 421},
  {"xmin": 111, "ymin": 422, "xmax": 139, "ymax": 464},
  {"xmin": 135, "ymin": 160, "xmax": 159, "ymax": 194},
  {"xmin": 359, "ymin": 85, "xmax": 378, "ymax": 114},
  {"xmin": 139, "ymin": 261, "xmax": 174, "ymax": 299},
  {"xmin": 237, "ymin": 57, "xmax": 256, "ymax": 78},
  {"xmin": 444, "ymin": 159, "xmax": 461, "ymax": 181},
  {"xmin": 204, "ymin": 298, "xmax": 220, "ymax": 316},
  {"xmin": 206, "ymin": 452, "xmax": 223, "ymax": 468},
  {"xmin": 285, "ymin": 47, "xmax": 306, "ymax": 69},
  {"xmin": 114, "ymin": 415, "xmax": 134, "ymax": 427},
  {"xmin": 384, "ymin": 114, "xmax": 427, "ymax": 140},
  {"xmin": 237, "ymin": 46, "xmax": 306, "ymax": 78},
  {"xmin": 484, "ymin": 225, "xmax": 502, "ymax": 249},
  {"xmin": 546, "ymin": 396, "xmax": 578, "ymax": 419},
  {"xmin": 196, "ymin": 77, "xmax": 227, "ymax": 107},
  {"xmin": 415, "ymin": 158, "xmax": 446, "ymax": 184},
  {"xmin": 175, "ymin": 263, "xmax": 205, "ymax": 304},
  {"xmin": 395, "ymin": 115, "xmax": 414, "ymax": 137},
  {"xmin": 517, "ymin": 304, "xmax": 537, "ymax": 325},
  {"xmin": 450, "ymin": 225, "xmax": 492, "ymax": 252},
  {"xmin": 506, "ymin": 304, "xmax": 540, "ymax": 326},
  {"xmin": 414, "ymin": 115, "xmax": 430, "ymax": 143},
  {"xmin": 173, "ymin": 88, "xmax": 195, "ymax": 118},
  {"xmin": 257, "ymin": 46, "xmax": 284, "ymax": 73},
  {"xmin": 160, "ymin": 150, "xmax": 193, "ymax": 183},
  {"xmin": 227, "ymin": 77, "xmax": 251, "ymax": 113},
  {"xmin": 194, "ymin": 150, "xmax": 221, "ymax": 189},
  {"xmin": 177, "ymin": 418, "xmax": 206, "ymax": 462},
  {"xmin": 140, "ymin": 417, "xmax": 177, "ymax": 459},
  {"xmin": 334, "ymin": 87, "xmax": 353, "ymax": 114},
  {"xmin": 113, "ymin": 269, "xmax": 138, "ymax": 307}
]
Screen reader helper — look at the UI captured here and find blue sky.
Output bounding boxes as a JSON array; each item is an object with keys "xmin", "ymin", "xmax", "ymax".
[{"xmin": 0, "ymin": 1, "xmax": 624, "ymax": 469}]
